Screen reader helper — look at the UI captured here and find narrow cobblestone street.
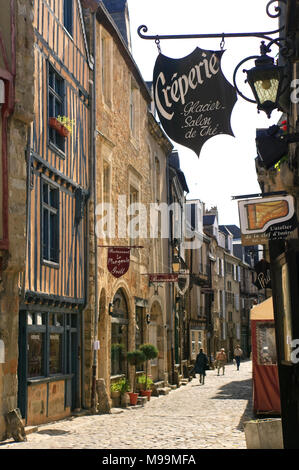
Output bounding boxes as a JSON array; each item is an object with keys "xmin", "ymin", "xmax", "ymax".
[{"xmin": 0, "ymin": 360, "xmax": 253, "ymax": 450}]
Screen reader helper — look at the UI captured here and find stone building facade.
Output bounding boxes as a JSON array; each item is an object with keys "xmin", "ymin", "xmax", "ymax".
[
  {"xmin": 82, "ymin": 1, "xmax": 173, "ymax": 407},
  {"xmin": 0, "ymin": 0, "xmax": 34, "ymax": 440}
]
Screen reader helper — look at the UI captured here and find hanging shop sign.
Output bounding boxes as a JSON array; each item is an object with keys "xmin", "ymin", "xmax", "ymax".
[
  {"xmin": 238, "ymin": 195, "xmax": 297, "ymax": 246},
  {"xmin": 107, "ymin": 247, "xmax": 131, "ymax": 278},
  {"xmin": 149, "ymin": 273, "xmax": 179, "ymax": 283},
  {"xmin": 176, "ymin": 271, "xmax": 190, "ymax": 296},
  {"xmin": 254, "ymin": 259, "xmax": 271, "ymax": 290},
  {"xmin": 153, "ymin": 47, "xmax": 237, "ymax": 157}
]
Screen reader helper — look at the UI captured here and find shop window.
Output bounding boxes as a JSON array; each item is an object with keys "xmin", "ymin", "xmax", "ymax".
[
  {"xmin": 135, "ymin": 306, "xmax": 143, "ymax": 351},
  {"xmin": 25, "ymin": 311, "xmax": 78, "ymax": 379},
  {"xmin": 49, "ymin": 333, "xmax": 63, "ymax": 375},
  {"xmin": 111, "ymin": 290, "xmax": 128, "ymax": 376},
  {"xmin": 28, "ymin": 332, "xmax": 45, "ymax": 378},
  {"xmin": 256, "ymin": 322, "xmax": 277, "ymax": 365}
]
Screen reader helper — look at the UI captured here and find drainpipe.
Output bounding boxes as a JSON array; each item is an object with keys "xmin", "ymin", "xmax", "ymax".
[{"xmin": 166, "ymin": 158, "xmax": 175, "ymax": 384}]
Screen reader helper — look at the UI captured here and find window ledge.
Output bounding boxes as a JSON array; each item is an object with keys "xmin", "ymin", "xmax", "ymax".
[
  {"xmin": 48, "ymin": 141, "xmax": 66, "ymax": 160},
  {"xmin": 27, "ymin": 373, "xmax": 74, "ymax": 385},
  {"xmin": 42, "ymin": 259, "xmax": 60, "ymax": 270}
]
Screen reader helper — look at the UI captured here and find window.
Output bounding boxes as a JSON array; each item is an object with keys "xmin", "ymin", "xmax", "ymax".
[
  {"xmin": 129, "ymin": 185, "xmax": 139, "ymax": 255},
  {"xmin": 111, "ymin": 290, "xmax": 128, "ymax": 376},
  {"xmin": 63, "ymin": 0, "xmax": 73, "ymax": 36},
  {"xmin": 135, "ymin": 306, "xmax": 144, "ymax": 351},
  {"xmin": 48, "ymin": 65, "xmax": 65, "ymax": 152},
  {"xmin": 256, "ymin": 322, "xmax": 277, "ymax": 365},
  {"xmin": 155, "ymin": 157, "xmax": 160, "ymax": 202},
  {"xmin": 49, "ymin": 333, "xmax": 63, "ymax": 374},
  {"xmin": 42, "ymin": 180, "xmax": 59, "ymax": 264},
  {"xmin": 28, "ymin": 332, "xmax": 45, "ymax": 377},
  {"xmin": 102, "ymin": 161, "xmax": 110, "ymax": 203},
  {"xmin": 26, "ymin": 311, "xmax": 78, "ymax": 379},
  {"xmin": 101, "ymin": 33, "xmax": 112, "ymax": 106},
  {"xmin": 130, "ymin": 78, "xmax": 139, "ymax": 139}
]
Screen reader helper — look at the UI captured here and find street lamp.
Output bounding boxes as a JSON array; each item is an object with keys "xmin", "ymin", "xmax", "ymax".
[
  {"xmin": 245, "ymin": 42, "xmax": 285, "ymax": 118},
  {"xmin": 233, "ymin": 41, "xmax": 287, "ymax": 119}
]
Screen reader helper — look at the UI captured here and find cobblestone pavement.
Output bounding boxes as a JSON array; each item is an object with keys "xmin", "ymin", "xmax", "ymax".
[{"xmin": 0, "ymin": 360, "xmax": 253, "ymax": 450}]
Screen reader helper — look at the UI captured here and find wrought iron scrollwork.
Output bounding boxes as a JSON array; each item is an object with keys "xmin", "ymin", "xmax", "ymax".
[
  {"xmin": 137, "ymin": 1, "xmax": 293, "ymax": 111},
  {"xmin": 137, "ymin": 1, "xmax": 287, "ymax": 44}
]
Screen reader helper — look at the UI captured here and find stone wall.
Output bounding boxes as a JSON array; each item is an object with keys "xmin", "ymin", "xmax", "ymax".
[{"xmin": 0, "ymin": 0, "xmax": 34, "ymax": 440}]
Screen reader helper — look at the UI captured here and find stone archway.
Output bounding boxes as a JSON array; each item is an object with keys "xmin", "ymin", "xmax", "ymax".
[{"xmin": 149, "ymin": 300, "xmax": 164, "ymax": 381}]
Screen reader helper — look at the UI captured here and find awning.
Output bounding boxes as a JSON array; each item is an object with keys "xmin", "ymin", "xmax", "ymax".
[{"xmin": 250, "ymin": 296, "xmax": 274, "ymax": 321}]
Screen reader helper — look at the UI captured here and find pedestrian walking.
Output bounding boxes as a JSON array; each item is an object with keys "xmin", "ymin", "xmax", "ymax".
[
  {"xmin": 194, "ymin": 349, "xmax": 209, "ymax": 385},
  {"xmin": 216, "ymin": 348, "xmax": 227, "ymax": 376},
  {"xmin": 234, "ymin": 345, "xmax": 243, "ymax": 371}
]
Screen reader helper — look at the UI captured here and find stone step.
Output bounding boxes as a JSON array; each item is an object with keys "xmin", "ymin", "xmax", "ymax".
[
  {"xmin": 25, "ymin": 426, "xmax": 38, "ymax": 435},
  {"xmin": 169, "ymin": 384, "xmax": 177, "ymax": 390},
  {"xmin": 137, "ymin": 396, "xmax": 148, "ymax": 406},
  {"xmin": 157, "ymin": 387, "xmax": 171, "ymax": 395}
]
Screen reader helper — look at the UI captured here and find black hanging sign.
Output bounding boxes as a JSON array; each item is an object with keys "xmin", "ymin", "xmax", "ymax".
[
  {"xmin": 153, "ymin": 47, "xmax": 237, "ymax": 157},
  {"xmin": 254, "ymin": 259, "xmax": 271, "ymax": 290}
]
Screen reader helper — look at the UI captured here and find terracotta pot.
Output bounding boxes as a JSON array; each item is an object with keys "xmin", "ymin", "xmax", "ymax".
[
  {"xmin": 141, "ymin": 390, "xmax": 152, "ymax": 401},
  {"xmin": 128, "ymin": 392, "xmax": 138, "ymax": 406},
  {"xmin": 58, "ymin": 125, "xmax": 69, "ymax": 137},
  {"xmin": 111, "ymin": 390, "xmax": 120, "ymax": 399},
  {"xmin": 49, "ymin": 117, "xmax": 61, "ymax": 132}
]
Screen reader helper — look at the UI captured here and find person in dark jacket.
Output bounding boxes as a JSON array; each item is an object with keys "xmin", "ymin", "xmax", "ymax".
[{"xmin": 194, "ymin": 349, "xmax": 209, "ymax": 385}]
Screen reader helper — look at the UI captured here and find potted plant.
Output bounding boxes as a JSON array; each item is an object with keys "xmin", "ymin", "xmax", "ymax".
[
  {"xmin": 49, "ymin": 115, "xmax": 75, "ymax": 137},
  {"xmin": 49, "ymin": 116, "xmax": 62, "ymax": 133},
  {"xmin": 110, "ymin": 381, "xmax": 121, "ymax": 399},
  {"xmin": 119, "ymin": 377, "xmax": 130, "ymax": 407},
  {"xmin": 137, "ymin": 374, "xmax": 154, "ymax": 399},
  {"xmin": 57, "ymin": 115, "xmax": 75, "ymax": 136},
  {"xmin": 110, "ymin": 377, "xmax": 130, "ymax": 407},
  {"xmin": 111, "ymin": 343, "xmax": 125, "ymax": 360},
  {"xmin": 126, "ymin": 349, "xmax": 146, "ymax": 405},
  {"xmin": 139, "ymin": 343, "xmax": 158, "ymax": 400}
]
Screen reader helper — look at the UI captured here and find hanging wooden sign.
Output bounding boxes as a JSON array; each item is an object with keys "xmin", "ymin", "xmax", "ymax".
[
  {"xmin": 238, "ymin": 195, "xmax": 297, "ymax": 246},
  {"xmin": 153, "ymin": 47, "xmax": 237, "ymax": 157},
  {"xmin": 149, "ymin": 273, "xmax": 179, "ymax": 283},
  {"xmin": 176, "ymin": 272, "xmax": 190, "ymax": 296},
  {"xmin": 107, "ymin": 247, "xmax": 131, "ymax": 278}
]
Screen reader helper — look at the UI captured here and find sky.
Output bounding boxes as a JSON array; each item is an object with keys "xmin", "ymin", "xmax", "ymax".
[{"xmin": 127, "ymin": 0, "xmax": 283, "ymax": 226}]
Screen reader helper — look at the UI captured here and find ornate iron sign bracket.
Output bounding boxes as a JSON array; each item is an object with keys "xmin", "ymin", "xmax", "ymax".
[
  {"xmin": 138, "ymin": 1, "xmax": 293, "ymax": 114},
  {"xmin": 137, "ymin": 1, "xmax": 286, "ymax": 47}
]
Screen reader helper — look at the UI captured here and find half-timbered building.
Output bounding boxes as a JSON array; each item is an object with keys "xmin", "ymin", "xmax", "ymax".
[{"xmin": 17, "ymin": 0, "xmax": 92, "ymax": 426}]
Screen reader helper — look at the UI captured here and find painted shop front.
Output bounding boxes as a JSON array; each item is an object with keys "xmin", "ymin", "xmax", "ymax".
[{"xmin": 18, "ymin": 304, "xmax": 81, "ymax": 426}]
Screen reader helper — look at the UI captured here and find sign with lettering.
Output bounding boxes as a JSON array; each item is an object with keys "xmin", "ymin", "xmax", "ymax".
[
  {"xmin": 149, "ymin": 273, "xmax": 179, "ymax": 283},
  {"xmin": 238, "ymin": 195, "xmax": 297, "ymax": 246},
  {"xmin": 254, "ymin": 259, "xmax": 271, "ymax": 290},
  {"xmin": 153, "ymin": 47, "xmax": 237, "ymax": 157},
  {"xmin": 107, "ymin": 247, "xmax": 130, "ymax": 278}
]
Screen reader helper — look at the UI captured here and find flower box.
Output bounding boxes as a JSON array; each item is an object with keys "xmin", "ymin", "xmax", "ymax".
[{"xmin": 49, "ymin": 117, "xmax": 69, "ymax": 137}]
